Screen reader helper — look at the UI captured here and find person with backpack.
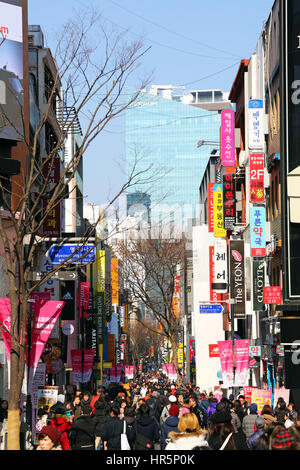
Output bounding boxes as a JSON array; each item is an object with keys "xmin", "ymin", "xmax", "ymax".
[{"xmin": 133, "ymin": 403, "xmax": 160, "ymax": 450}]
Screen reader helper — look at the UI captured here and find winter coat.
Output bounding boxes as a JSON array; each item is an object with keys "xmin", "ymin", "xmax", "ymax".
[
  {"xmin": 165, "ymin": 431, "xmax": 209, "ymax": 451},
  {"xmin": 50, "ymin": 416, "xmax": 71, "ymax": 450},
  {"xmin": 242, "ymin": 413, "xmax": 258, "ymax": 440},
  {"xmin": 90, "ymin": 393, "xmax": 101, "ymax": 413},
  {"xmin": 100, "ymin": 416, "xmax": 125, "ymax": 450},
  {"xmin": 189, "ymin": 404, "xmax": 207, "ymax": 428},
  {"xmin": 134, "ymin": 417, "xmax": 160, "ymax": 444},
  {"xmin": 247, "ymin": 428, "xmax": 265, "ymax": 450},
  {"xmin": 69, "ymin": 414, "xmax": 97, "ymax": 450},
  {"xmin": 208, "ymin": 429, "xmax": 248, "ymax": 450},
  {"xmin": 161, "ymin": 416, "xmax": 179, "ymax": 450},
  {"xmin": 231, "ymin": 410, "xmax": 241, "ymax": 432},
  {"xmin": 261, "ymin": 413, "xmax": 277, "ymax": 427},
  {"xmin": 206, "ymin": 402, "xmax": 218, "ymax": 422},
  {"xmin": 94, "ymin": 407, "xmax": 109, "ymax": 437},
  {"xmin": 124, "ymin": 416, "xmax": 136, "ymax": 449},
  {"xmin": 71, "ymin": 403, "xmax": 82, "ymax": 421}
]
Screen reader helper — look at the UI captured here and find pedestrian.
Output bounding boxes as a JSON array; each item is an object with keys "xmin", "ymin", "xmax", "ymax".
[
  {"xmin": 69, "ymin": 404, "xmax": 97, "ymax": 450},
  {"xmin": 0, "ymin": 400, "xmax": 8, "ymax": 425},
  {"xmin": 242, "ymin": 403, "xmax": 258, "ymax": 440},
  {"xmin": 237, "ymin": 394, "xmax": 248, "ymax": 414},
  {"xmin": 146, "ymin": 390, "xmax": 161, "ymax": 423},
  {"xmin": 233, "ymin": 399, "xmax": 246, "ymax": 426},
  {"xmin": 230, "ymin": 402, "xmax": 241, "ymax": 433},
  {"xmin": 160, "ymin": 404, "xmax": 179, "ymax": 450},
  {"xmin": 100, "ymin": 405, "xmax": 125, "ymax": 450},
  {"xmin": 81, "ymin": 391, "xmax": 92, "ymax": 408},
  {"xmin": 288, "ymin": 402, "xmax": 298, "ymax": 424},
  {"xmin": 189, "ymin": 393, "xmax": 207, "ymax": 428},
  {"xmin": 165, "ymin": 412, "xmax": 209, "ymax": 450},
  {"xmin": 160, "ymin": 395, "xmax": 177, "ymax": 424},
  {"xmin": 94, "ymin": 396, "xmax": 109, "ymax": 450},
  {"xmin": 90, "ymin": 388, "xmax": 103, "ymax": 414},
  {"xmin": 36, "ymin": 425, "xmax": 62, "ymax": 451},
  {"xmin": 134, "ymin": 403, "xmax": 160, "ymax": 450},
  {"xmin": 206, "ymin": 397, "xmax": 218, "ymax": 425},
  {"xmin": 123, "ymin": 406, "xmax": 136, "ymax": 450},
  {"xmin": 48, "ymin": 394, "xmax": 66, "ymax": 421},
  {"xmin": 270, "ymin": 425, "xmax": 300, "ymax": 450},
  {"xmin": 71, "ymin": 395, "xmax": 82, "ymax": 421},
  {"xmin": 274, "ymin": 397, "xmax": 290, "ymax": 424},
  {"xmin": 247, "ymin": 416, "xmax": 266, "ymax": 450},
  {"xmin": 260, "ymin": 404, "xmax": 277, "ymax": 427},
  {"xmin": 208, "ymin": 408, "xmax": 248, "ymax": 450},
  {"xmin": 50, "ymin": 406, "xmax": 72, "ymax": 450}
]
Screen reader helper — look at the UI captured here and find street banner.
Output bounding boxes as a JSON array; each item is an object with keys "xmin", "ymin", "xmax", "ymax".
[
  {"xmin": 229, "ymin": 240, "xmax": 245, "ymax": 318},
  {"xmin": 252, "ymin": 259, "xmax": 265, "ymax": 311},
  {"xmin": 209, "ymin": 247, "xmax": 222, "ymax": 301},
  {"xmin": 71, "ymin": 349, "xmax": 95, "ymax": 383},
  {"xmin": 234, "ymin": 339, "xmax": 250, "ymax": 387},
  {"xmin": 263, "ymin": 286, "xmax": 282, "ymax": 305},
  {"xmin": 167, "ymin": 363, "xmax": 177, "ymax": 382},
  {"xmin": 251, "ymin": 389, "xmax": 272, "ymax": 414},
  {"xmin": 217, "ymin": 340, "xmax": 234, "ymax": 387},
  {"xmin": 221, "ymin": 109, "xmax": 235, "ymax": 167},
  {"xmin": 213, "ymin": 238, "xmax": 227, "ymax": 293},
  {"xmin": 250, "ymin": 206, "xmax": 266, "ymax": 257},
  {"xmin": 0, "ymin": 298, "xmax": 12, "ymax": 361},
  {"xmin": 250, "ymin": 153, "xmax": 265, "ymax": 203},
  {"xmin": 110, "ymin": 363, "xmax": 123, "ymax": 383},
  {"xmin": 223, "ymin": 173, "xmax": 236, "ymax": 229},
  {"xmin": 78, "ymin": 282, "xmax": 89, "ymax": 318},
  {"xmin": 249, "ymin": 100, "xmax": 264, "ymax": 149},
  {"xmin": 213, "ymin": 184, "xmax": 226, "ymax": 237},
  {"xmin": 124, "ymin": 365, "xmax": 134, "ymax": 381},
  {"xmin": 29, "ymin": 300, "xmax": 65, "ymax": 390},
  {"xmin": 208, "ymin": 183, "xmax": 215, "ymax": 232}
]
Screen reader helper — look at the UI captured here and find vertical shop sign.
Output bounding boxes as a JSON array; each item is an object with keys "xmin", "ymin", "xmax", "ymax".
[
  {"xmin": 250, "ymin": 153, "xmax": 265, "ymax": 203},
  {"xmin": 213, "ymin": 238, "xmax": 227, "ymax": 293},
  {"xmin": 229, "ymin": 240, "xmax": 245, "ymax": 318},
  {"xmin": 209, "ymin": 246, "xmax": 222, "ymax": 301},
  {"xmin": 208, "ymin": 182, "xmax": 215, "ymax": 233},
  {"xmin": 213, "ymin": 184, "xmax": 226, "ymax": 237},
  {"xmin": 250, "ymin": 206, "xmax": 266, "ymax": 257},
  {"xmin": 249, "ymin": 100, "xmax": 264, "ymax": 149},
  {"xmin": 223, "ymin": 173, "xmax": 236, "ymax": 229},
  {"xmin": 221, "ymin": 109, "xmax": 235, "ymax": 166},
  {"xmin": 252, "ymin": 259, "xmax": 265, "ymax": 311}
]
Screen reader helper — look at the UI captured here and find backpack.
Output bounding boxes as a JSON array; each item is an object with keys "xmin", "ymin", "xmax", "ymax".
[{"xmin": 134, "ymin": 423, "xmax": 154, "ymax": 450}]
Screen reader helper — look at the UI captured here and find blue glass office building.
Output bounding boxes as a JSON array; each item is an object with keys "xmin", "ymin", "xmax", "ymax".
[{"xmin": 125, "ymin": 87, "xmax": 230, "ymax": 229}]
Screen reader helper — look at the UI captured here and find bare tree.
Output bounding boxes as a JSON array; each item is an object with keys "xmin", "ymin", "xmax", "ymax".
[
  {"xmin": 116, "ymin": 230, "xmax": 186, "ymax": 386},
  {"xmin": 0, "ymin": 8, "xmax": 153, "ymax": 450}
]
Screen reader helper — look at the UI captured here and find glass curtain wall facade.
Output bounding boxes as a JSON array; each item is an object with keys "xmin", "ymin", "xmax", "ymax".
[{"xmin": 125, "ymin": 89, "xmax": 222, "ymax": 232}]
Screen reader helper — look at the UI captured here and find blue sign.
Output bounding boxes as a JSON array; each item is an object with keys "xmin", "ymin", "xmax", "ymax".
[
  {"xmin": 49, "ymin": 244, "xmax": 96, "ymax": 264},
  {"xmin": 199, "ymin": 304, "xmax": 223, "ymax": 314}
]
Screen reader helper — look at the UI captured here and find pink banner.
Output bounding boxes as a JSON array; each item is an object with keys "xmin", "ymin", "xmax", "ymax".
[
  {"xmin": 71, "ymin": 349, "xmax": 95, "ymax": 383},
  {"xmin": 0, "ymin": 298, "xmax": 12, "ymax": 360},
  {"xmin": 31, "ymin": 292, "xmax": 51, "ymax": 314},
  {"xmin": 110, "ymin": 363, "xmax": 123, "ymax": 383},
  {"xmin": 167, "ymin": 363, "xmax": 177, "ymax": 382},
  {"xmin": 124, "ymin": 365, "xmax": 134, "ymax": 381},
  {"xmin": 218, "ymin": 340, "xmax": 234, "ymax": 387},
  {"xmin": 234, "ymin": 339, "xmax": 250, "ymax": 386},
  {"xmin": 221, "ymin": 109, "xmax": 235, "ymax": 166},
  {"xmin": 30, "ymin": 300, "xmax": 65, "ymax": 375},
  {"xmin": 78, "ymin": 282, "xmax": 90, "ymax": 319}
]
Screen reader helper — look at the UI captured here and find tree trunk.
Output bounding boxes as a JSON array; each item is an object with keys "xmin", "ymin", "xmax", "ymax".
[{"xmin": 170, "ymin": 332, "xmax": 182, "ymax": 387}]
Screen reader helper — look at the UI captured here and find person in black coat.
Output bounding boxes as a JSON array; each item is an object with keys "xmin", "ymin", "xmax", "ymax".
[
  {"xmin": 189, "ymin": 393, "xmax": 207, "ymax": 429},
  {"xmin": 69, "ymin": 405, "xmax": 97, "ymax": 450},
  {"xmin": 123, "ymin": 406, "xmax": 137, "ymax": 450},
  {"xmin": 133, "ymin": 403, "xmax": 160, "ymax": 448},
  {"xmin": 100, "ymin": 405, "xmax": 130, "ymax": 450},
  {"xmin": 94, "ymin": 396, "xmax": 109, "ymax": 450}
]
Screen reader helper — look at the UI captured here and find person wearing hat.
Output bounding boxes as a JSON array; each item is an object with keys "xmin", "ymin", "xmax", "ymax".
[
  {"xmin": 208, "ymin": 408, "xmax": 248, "ymax": 450},
  {"xmin": 242, "ymin": 403, "xmax": 258, "ymax": 440},
  {"xmin": 36, "ymin": 426, "xmax": 62, "ymax": 451},
  {"xmin": 160, "ymin": 404, "xmax": 180, "ymax": 450},
  {"xmin": 160, "ymin": 395, "xmax": 177, "ymax": 425},
  {"xmin": 247, "ymin": 416, "xmax": 266, "ymax": 450}
]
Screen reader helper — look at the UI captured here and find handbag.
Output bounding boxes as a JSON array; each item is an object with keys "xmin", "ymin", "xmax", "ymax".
[
  {"xmin": 121, "ymin": 420, "xmax": 131, "ymax": 451},
  {"xmin": 134, "ymin": 422, "xmax": 154, "ymax": 450},
  {"xmin": 219, "ymin": 432, "xmax": 233, "ymax": 450}
]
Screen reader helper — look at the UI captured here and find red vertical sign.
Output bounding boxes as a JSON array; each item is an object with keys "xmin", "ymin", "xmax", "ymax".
[
  {"xmin": 250, "ymin": 153, "xmax": 265, "ymax": 203},
  {"xmin": 209, "ymin": 246, "xmax": 222, "ymax": 302},
  {"xmin": 208, "ymin": 183, "xmax": 215, "ymax": 233}
]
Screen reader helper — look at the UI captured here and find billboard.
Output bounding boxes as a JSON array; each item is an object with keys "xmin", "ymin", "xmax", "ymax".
[
  {"xmin": 0, "ymin": 0, "xmax": 24, "ymax": 141},
  {"xmin": 280, "ymin": 0, "xmax": 300, "ymax": 300}
]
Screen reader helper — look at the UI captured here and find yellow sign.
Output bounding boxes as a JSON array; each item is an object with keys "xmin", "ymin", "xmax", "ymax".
[
  {"xmin": 103, "ymin": 362, "xmax": 112, "ymax": 369},
  {"xmin": 213, "ymin": 184, "xmax": 226, "ymax": 237},
  {"xmin": 111, "ymin": 258, "xmax": 119, "ymax": 305},
  {"xmin": 96, "ymin": 249, "xmax": 105, "ymax": 293},
  {"xmin": 178, "ymin": 343, "xmax": 184, "ymax": 364}
]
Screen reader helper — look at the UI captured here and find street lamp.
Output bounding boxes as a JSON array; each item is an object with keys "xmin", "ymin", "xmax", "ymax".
[{"xmin": 197, "ymin": 140, "xmax": 220, "ymax": 148}]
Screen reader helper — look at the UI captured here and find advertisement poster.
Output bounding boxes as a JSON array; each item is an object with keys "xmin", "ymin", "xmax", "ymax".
[
  {"xmin": 251, "ymin": 389, "xmax": 272, "ymax": 414},
  {"xmin": 221, "ymin": 109, "xmax": 235, "ymax": 166},
  {"xmin": 217, "ymin": 340, "xmax": 234, "ymax": 387},
  {"xmin": 263, "ymin": 286, "xmax": 282, "ymax": 305},
  {"xmin": 37, "ymin": 386, "xmax": 58, "ymax": 410},
  {"xmin": 234, "ymin": 339, "xmax": 250, "ymax": 387},
  {"xmin": 274, "ymin": 388, "xmax": 290, "ymax": 408}
]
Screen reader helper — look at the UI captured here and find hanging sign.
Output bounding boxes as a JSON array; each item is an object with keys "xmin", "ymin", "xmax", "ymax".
[
  {"xmin": 229, "ymin": 240, "xmax": 245, "ymax": 318},
  {"xmin": 223, "ymin": 173, "xmax": 236, "ymax": 230},
  {"xmin": 213, "ymin": 238, "xmax": 227, "ymax": 292},
  {"xmin": 213, "ymin": 184, "xmax": 226, "ymax": 237},
  {"xmin": 252, "ymin": 259, "xmax": 265, "ymax": 311},
  {"xmin": 250, "ymin": 153, "xmax": 265, "ymax": 203},
  {"xmin": 250, "ymin": 206, "xmax": 266, "ymax": 257},
  {"xmin": 249, "ymin": 99, "xmax": 264, "ymax": 149},
  {"xmin": 221, "ymin": 109, "xmax": 235, "ymax": 166},
  {"xmin": 263, "ymin": 286, "xmax": 282, "ymax": 305}
]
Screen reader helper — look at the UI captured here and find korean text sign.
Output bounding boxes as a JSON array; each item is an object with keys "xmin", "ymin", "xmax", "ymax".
[
  {"xmin": 249, "ymin": 100, "xmax": 264, "ymax": 149},
  {"xmin": 223, "ymin": 173, "xmax": 236, "ymax": 229},
  {"xmin": 221, "ymin": 110, "xmax": 235, "ymax": 166},
  {"xmin": 213, "ymin": 184, "xmax": 226, "ymax": 237},
  {"xmin": 263, "ymin": 286, "xmax": 282, "ymax": 304},
  {"xmin": 250, "ymin": 206, "xmax": 266, "ymax": 257}
]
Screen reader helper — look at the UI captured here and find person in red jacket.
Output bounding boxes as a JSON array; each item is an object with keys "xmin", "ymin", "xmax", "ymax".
[
  {"xmin": 90, "ymin": 389, "xmax": 103, "ymax": 414},
  {"xmin": 50, "ymin": 407, "xmax": 72, "ymax": 450}
]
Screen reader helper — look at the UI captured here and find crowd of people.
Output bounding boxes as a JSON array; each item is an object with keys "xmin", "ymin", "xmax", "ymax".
[{"xmin": 29, "ymin": 374, "xmax": 300, "ymax": 451}]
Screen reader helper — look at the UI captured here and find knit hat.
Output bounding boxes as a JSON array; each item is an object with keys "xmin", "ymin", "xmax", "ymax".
[
  {"xmin": 38, "ymin": 425, "xmax": 60, "ymax": 445},
  {"xmin": 272, "ymin": 428, "xmax": 294, "ymax": 449},
  {"xmin": 169, "ymin": 404, "xmax": 179, "ymax": 417},
  {"xmin": 255, "ymin": 416, "xmax": 265, "ymax": 429},
  {"xmin": 211, "ymin": 409, "xmax": 232, "ymax": 424},
  {"xmin": 249, "ymin": 403, "xmax": 258, "ymax": 414},
  {"xmin": 169, "ymin": 395, "xmax": 177, "ymax": 403}
]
